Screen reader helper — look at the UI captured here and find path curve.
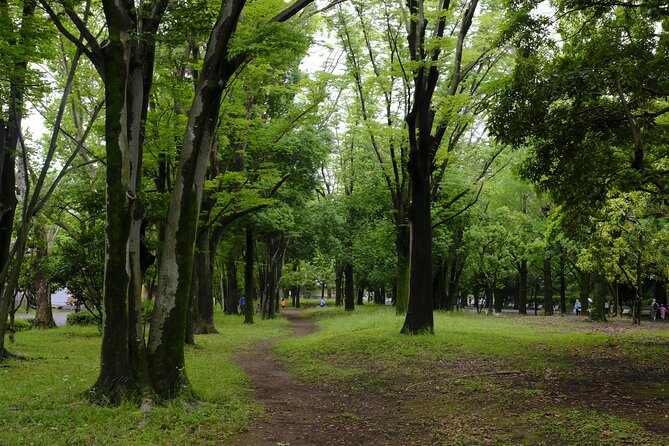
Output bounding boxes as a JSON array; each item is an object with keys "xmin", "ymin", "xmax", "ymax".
[{"xmin": 229, "ymin": 310, "xmax": 392, "ymax": 446}]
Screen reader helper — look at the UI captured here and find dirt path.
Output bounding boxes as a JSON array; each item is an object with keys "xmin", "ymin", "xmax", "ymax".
[
  {"xmin": 229, "ymin": 310, "xmax": 421, "ymax": 446},
  {"xmin": 229, "ymin": 311, "xmax": 669, "ymax": 445}
]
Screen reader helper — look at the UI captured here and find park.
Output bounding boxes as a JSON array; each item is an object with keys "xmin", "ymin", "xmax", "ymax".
[
  {"xmin": 2, "ymin": 0, "xmax": 669, "ymax": 444},
  {"xmin": 2, "ymin": 303, "xmax": 669, "ymax": 444}
]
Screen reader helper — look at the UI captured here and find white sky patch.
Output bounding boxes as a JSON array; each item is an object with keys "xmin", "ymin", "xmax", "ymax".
[{"xmin": 22, "ymin": 106, "xmax": 47, "ymax": 142}]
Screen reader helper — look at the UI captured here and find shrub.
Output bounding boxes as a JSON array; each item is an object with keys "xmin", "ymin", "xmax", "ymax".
[
  {"xmin": 10, "ymin": 318, "xmax": 33, "ymax": 332},
  {"xmin": 66, "ymin": 311, "xmax": 98, "ymax": 327}
]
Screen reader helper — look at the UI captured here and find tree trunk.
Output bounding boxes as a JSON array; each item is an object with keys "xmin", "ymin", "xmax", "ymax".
[
  {"xmin": 226, "ymin": 256, "xmax": 239, "ymax": 314},
  {"xmin": 590, "ymin": 273, "xmax": 607, "ymax": 322},
  {"xmin": 578, "ymin": 270, "xmax": 591, "ymax": 315},
  {"xmin": 32, "ymin": 245, "xmax": 56, "ymax": 329},
  {"xmin": 399, "ymin": 0, "xmax": 476, "ymax": 334},
  {"xmin": 395, "ymin": 222, "xmax": 410, "ymax": 315},
  {"xmin": 192, "ymin": 228, "xmax": 218, "ymax": 335},
  {"xmin": 543, "ymin": 258, "xmax": 554, "ymax": 316},
  {"xmin": 356, "ymin": 286, "xmax": 364, "ymax": 305},
  {"xmin": 434, "ymin": 259, "xmax": 448, "ymax": 310},
  {"xmin": 0, "ymin": 0, "xmax": 36, "ymax": 361},
  {"xmin": 633, "ymin": 232, "xmax": 643, "ymax": 324},
  {"xmin": 448, "ymin": 258, "xmax": 462, "ymax": 311},
  {"xmin": 493, "ymin": 280, "xmax": 502, "ymax": 314},
  {"xmin": 344, "ymin": 263, "xmax": 354, "ymax": 311},
  {"xmin": 91, "ymin": 0, "xmax": 168, "ymax": 403},
  {"xmin": 518, "ymin": 259, "xmax": 528, "ymax": 314},
  {"xmin": 335, "ymin": 263, "xmax": 343, "ymax": 307},
  {"xmin": 401, "ymin": 147, "xmax": 434, "ymax": 334},
  {"xmin": 243, "ymin": 225, "xmax": 255, "ymax": 324},
  {"xmin": 559, "ymin": 255, "xmax": 566, "ymax": 314}
]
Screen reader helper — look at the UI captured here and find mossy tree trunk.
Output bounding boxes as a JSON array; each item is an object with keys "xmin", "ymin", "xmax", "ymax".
[
  {"xmin": 81, "ymin": 0, "xmax": 167, "ymax": 404},
  {"xmin": 0, "ymin": 0, "xmax": 36, "ymax": 361}
]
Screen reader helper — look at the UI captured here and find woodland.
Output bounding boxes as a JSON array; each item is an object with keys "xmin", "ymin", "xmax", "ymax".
[{"xmin": 1, "ymin": 0, "xmax": 669, "ymax": 442}]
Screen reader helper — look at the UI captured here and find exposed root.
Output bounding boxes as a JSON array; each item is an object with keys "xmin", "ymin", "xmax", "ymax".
[{"xmin": 1, "ymin": 348, "xmax": 26, "ymax": 360}]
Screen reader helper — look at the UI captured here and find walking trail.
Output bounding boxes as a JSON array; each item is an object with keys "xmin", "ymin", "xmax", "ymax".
[{"xmin": 229, "ymin": 310, "xmax": 429, "ymax": 446}]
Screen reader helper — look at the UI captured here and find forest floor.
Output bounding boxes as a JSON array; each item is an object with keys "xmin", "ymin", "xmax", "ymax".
[{"xmin": 229, "ymin": 308, "xmax": 669, "ymax": 446}]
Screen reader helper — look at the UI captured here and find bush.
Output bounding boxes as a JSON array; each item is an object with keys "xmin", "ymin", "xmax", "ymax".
[
  {"xmin": 66, "ymin": 312, "xmax": 98, "ymax": 327},
  {"xmin": 9, "ymin": 318, "xmax": 33, "ymax": 332}
]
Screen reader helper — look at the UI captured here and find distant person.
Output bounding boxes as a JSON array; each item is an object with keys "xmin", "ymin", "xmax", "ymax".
[
  {"xmin": 281, "ymin": 297, "xmax": 286, "ymax": 309},
  {"xmin": 319, "ymin": 297, "xmax": 326, "ymax": 307},
  {"xmin": 610, "ymin": 302, "xmax": 616, "ymax": 317},
  {"xmin": 573, "ymin": 299, "xmax": 581, "ymax": 315},
  {"xmin": 239, "ymin": 295, "xmax": 245, "ymax": 314},
  {"xmin": 651, "ymin": 299, "xmax": 659, "ymax": 321},
  {"xmin": 659, "ymin": 304, "xmax": 667, "ymax": 321}
]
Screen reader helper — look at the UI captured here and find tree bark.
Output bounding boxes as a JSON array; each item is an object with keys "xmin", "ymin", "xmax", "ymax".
[
  {"xmin": 518, "ymin": 259, "xmax": 528, "ymax": 314},
  {"xmin": 578, "ymin": 270, "xmax": 591, "ymax": 315},
  {"xmin": 559, "ymin": 254, "xmax": 567, "ymax": 314},
  {"xmin": 493, "ymin": 279, "xmax": 503, "ymax": 314},
  {"xmin": 335, "ymin": 263, "xmax": 343, "ymax": 307},
  {"xmin": 543, "ymin": 258, "xmax": 554, "ymax": 316},
  {"xmin": 344, "ymin": 263, "xmax": 354, "ymax": 311},
  {"xmin": 226, "ymin": 256, "xmax": 240, "ymax": 314},
  {"xmin": 590, "ymin": 273, "xmax": 607, "ymax": 322},
  {"xmin": 244, "ymin": 225, "xmax": 255, "ymax": 324},
  {"xmin": 401, "ymin": 148, "xmax": 434, "ymax": 333},
  {"xmin": 0, "ymin": 0, "xmax": 36, "ymax": 362},
  {"xmin": 395, "ymin": 222, "xmax": 410, "ymax": 315},
  {"xmin": 356, "ymin": 286, "xmax": 364, "ymax": 305},
  {"xmin": 32, "ymin": 244, "xmax": 56, "ymax": 329}
]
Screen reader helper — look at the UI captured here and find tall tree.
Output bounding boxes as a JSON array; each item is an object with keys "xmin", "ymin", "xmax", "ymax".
[{"xmin": 42, "ymin": 0, "xmax": 318, "ymax": 402}]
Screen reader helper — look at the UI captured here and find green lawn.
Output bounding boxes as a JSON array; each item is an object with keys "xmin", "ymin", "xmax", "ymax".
[
  {"xmin": 276, "ymin": 306, "xmax": 669, "ymax": 445},
  {"xmin": 1, "ymin": 313, "xmax": 289, "ymax": 446},
  {"xmin": 3, "ymin": 306, "xmax": 668, "ymax": 445}
]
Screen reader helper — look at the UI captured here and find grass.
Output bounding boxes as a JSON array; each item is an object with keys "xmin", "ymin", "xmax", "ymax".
[
  {"xmin": 275, "ymin": 305, "xmax": 669, "ymax": 445},
  {"xmin": 3, "ymin": 305, "xmax": 668, "ymax": 445},
  {"xmin": 1, "ymin": 313, "xmax": 289, "ymax": 446}
]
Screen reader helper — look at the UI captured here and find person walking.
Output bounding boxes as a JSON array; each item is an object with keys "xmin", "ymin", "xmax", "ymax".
[
  {"xmin": 281, "ymin": 297, "xmax": 286, "ymax": 309},
  {"xmin": 651, "ymin": 299, "xmax": 659, "ymax": 321},
  {"xmin": 659, "ymin": 304, "xmax": 667, "ymax": 321},
  {"xmin": 573, "ymin": 299, "xmax": 581, "ymax": 315},
  {"xmin": 239, "ymin": 295, "xmax": 246, "ymax": 315}
]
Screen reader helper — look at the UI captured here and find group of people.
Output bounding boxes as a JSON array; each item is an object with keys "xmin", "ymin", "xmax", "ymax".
[
  {"xmin": 651, "ymin": 299, "xmax": 667, "ymax": 321},
  {"xmin": 237, "ymin": 298, "xmax": 287, "ymax": 311},
  {"xmin": 237, "ymin": 295, "xmax": 327, "ymax": 314},
  {"xmin": 573, "ymin": 298, "xmax": 668, "ymax": 320}
]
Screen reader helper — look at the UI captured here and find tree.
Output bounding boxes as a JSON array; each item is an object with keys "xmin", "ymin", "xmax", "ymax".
[
  {"xmin": 42, "ymin": 0, "xmax": 319, "ymax": 402},
  {"xmin": 399, "ymin": 0, "xmax": 516, "ymax": 333},
  {"xmin": 491, "ymin": 1, "xmax": 669, "ymax": 240}
]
